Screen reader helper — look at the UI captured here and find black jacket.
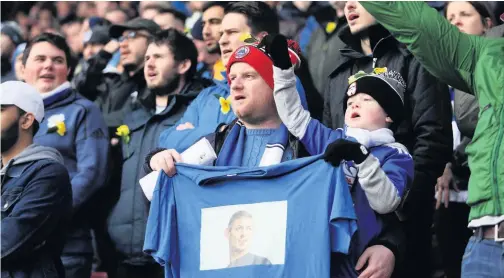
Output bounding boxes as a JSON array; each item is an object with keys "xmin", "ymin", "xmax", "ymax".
[
  {"xmin": 1, "ymin": 146, "xmax": 72, "ymax": 278},
  {"xmin": 107, "ymin": 78, "xmax": 211, "ymax": 265},
  {"xmin": 72, "ymin": 50, "xmax": 147, "ymax": 129},
  {"xmin": 323, "ymin": 25, "xmax": 453, "ymax": 210}
]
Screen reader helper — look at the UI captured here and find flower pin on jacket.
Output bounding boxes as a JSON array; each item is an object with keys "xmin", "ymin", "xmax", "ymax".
[
  {"xmin": 47, "ymin": 114, "xmax": 66, "ymax": 136},
  {"xmin": 214, "ymin": 94, "xmax": 232, "ymax": 114},
  {"xmin": 116, "ymin": 125, "xmax": 130, "ymax": 144}
]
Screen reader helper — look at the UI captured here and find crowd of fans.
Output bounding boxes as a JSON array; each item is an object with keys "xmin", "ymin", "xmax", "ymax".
[{"xmin": 1, "ymin": 1, "xmax": 503, "ymax": 278}]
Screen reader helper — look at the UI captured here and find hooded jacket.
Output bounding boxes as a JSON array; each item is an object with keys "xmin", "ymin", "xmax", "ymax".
[
  {"xmin": 34, "ymin": 82, "xmax": 110, "ymax": 255},
  {"xmin": 107, "ymin": 78, "xmax": 211, "ymax": 265},
  {"xmin": 322, "ymin": 24, "xmax": 453, "ymax": 213},
  {"xmin": 360, "ymin": 1, "xmax": 504, "ymax": 222},
  {"xmin": 1, "ymin": 144, "xmax": 72, "ymax": 278}
]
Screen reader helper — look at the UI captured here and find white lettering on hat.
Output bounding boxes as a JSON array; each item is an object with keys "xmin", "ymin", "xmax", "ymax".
[
  {"xmin": 347, "ymin": 82, "xmax": 357, "ymax": 97},
  {"xmin": 235, "ymin": 46, "xmax": 250, "ymax": 59}
]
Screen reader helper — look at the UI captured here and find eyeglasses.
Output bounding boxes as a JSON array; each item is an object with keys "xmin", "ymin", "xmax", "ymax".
[{"xmin": 118, "ymin": 31, "xmax": 152, "ymax": 42}]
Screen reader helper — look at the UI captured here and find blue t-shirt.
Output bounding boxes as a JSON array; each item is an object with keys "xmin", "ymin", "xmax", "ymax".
[{"xmin": 144, "ymin": 155, "xmax": 357, "ymax": 278}]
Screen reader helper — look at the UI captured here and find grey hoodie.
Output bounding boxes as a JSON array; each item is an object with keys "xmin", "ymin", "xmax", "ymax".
[{"xmin": 1, "ymin": 144, "xmax": 64, "ymax": 176}]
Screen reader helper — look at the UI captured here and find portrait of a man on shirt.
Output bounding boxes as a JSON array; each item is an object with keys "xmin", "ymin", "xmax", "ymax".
[{"xmin": 225, "ymin": 210, "xmax": 271, "ymax": 268}]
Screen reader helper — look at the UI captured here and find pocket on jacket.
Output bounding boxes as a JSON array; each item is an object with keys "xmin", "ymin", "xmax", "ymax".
[{"xmin": 1, "ymin": 187, "xmax": 24, "ymax": 213}]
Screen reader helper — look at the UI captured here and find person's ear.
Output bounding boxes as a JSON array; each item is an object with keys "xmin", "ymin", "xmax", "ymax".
[
  {"xmin": 483, "ymin": 17, "xmax": 493, "ymax": 31},
  {"xmin": 20, "ymin": 113, "xmax": 36, "ymax": 131},
  {"xmin": 385, "ymin": 116, "xmax": 393, "ymax": 123},
  {"xmin": 177, "ymin": 59, "xmax": 191, "ymax": 76}
]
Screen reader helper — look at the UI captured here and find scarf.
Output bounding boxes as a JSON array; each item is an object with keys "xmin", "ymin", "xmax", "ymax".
[
  {"xmin": 215, "ymin": 121, "xmax": 290, "ymax": 167},
  {"xmin": 345, "ymin": 127, "xmax": 395, "ymax": 148},
  {"xmin": 42, "ymin": 81, "xmax": 72, "ymax": 106}
]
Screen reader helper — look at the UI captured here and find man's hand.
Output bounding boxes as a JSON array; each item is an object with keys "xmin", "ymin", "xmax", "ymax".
[
  {"xmin": 435, "ymin": 163, "xmax": 458, "ymax": 209},
  {"xmin": 149, "ymin": 149, "xmax": 183, "ymax": 177},
  {"xmin": 323, "ymin": 139, "xmax": 369, "ymax": 166},
  {"xmin": 176, "ymin": 122, "xmax": 195, "ymax": 131},
  {"xmin": 356, "ymin": 245, "xmax": 395, "ymax": 278},
  {"xmin": 103, "ymin": 39, "xmax": 120, "ymax": 54}
]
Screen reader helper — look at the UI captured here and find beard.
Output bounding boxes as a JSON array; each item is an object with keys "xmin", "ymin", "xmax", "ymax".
[
  {"xmin": 149, "ymin": 74, "xmax": 181, "ymax": 96},
  {"xmin": 207, "ymin": 43, "xmax": 220, "ymax": 55},
  {"xmin": 1, "ymin": 119, "xmax": 20, "ymax": 153}
]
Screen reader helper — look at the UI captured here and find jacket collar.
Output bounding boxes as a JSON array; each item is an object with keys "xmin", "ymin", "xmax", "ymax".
[
  {"xmin": 43, "ymin": 83, "xmax": 75, "ymax": 109},
  {"xmin": 329, "ymin": 24, "xmax": 409, "ymax": 78}
]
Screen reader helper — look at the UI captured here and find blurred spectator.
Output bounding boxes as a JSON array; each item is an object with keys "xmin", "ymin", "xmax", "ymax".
[
  {"xmin": 201, "ymin": 1, "xmax": 228, "ymax": 81},
  {"xmin": 444, "ymin": 1, "xmax": 496, "ymax": 35},
  {"xmin": 153, "ymin": 8, "xmax": 186, "ymax": 32},
  {"xmin": 1, "ymin": 22, "xmax": 24, "ymax": 82},
  {"xmin": 190, "ymin": 17, "xmax": 220, "ymax": 80},
  {"xmin": 36, "ymin": 3, "xmax": 59, "ymax": 30},
  {"xmin": 322, "ymin": 2, "xmax": 453, "ymax": 277},
  {"xmin": 185, "ymin": 1, "xmax": 205, "ymax": 30},
  {"xmin": 76, "ymin": 2, "xmax": 98, "ymax": 19},
  {"xmin": 73, "ymin": 18, "xmax": 160, "ymax": 129},
  {"xmin": 106, "ymin": 28, "xmax": 211, "ymax": 278},
  {"xmin": 306, "ymin": 4, "xmax": 343, "ymax": 95},
  {"xmin": 60, "ymin": 14, "xmax": 85, "ymax": 57},
  {"xmin": 139, "ymin": 2, "xmax": 172, "ymax": 20},
  {"xmin": 11, "ymin": 43, "xmax": 26, "ymax": 81},
  {"xmin": 105, "ymin": 8, "xmax": 130, "ymax": 25},
  {"xmin": 95, "ymin": 1, "xmax": 120, "ymax": 18},
  {"xmin": 1, "ymin": 81, "xmax": 73, "ymax": 278},
  {"xmin": 56, "ymin": 2, "xmax": 76, "ymax": 20},
  {"xmin": 82, "ymin": 26, "xmax": 111, "ymax": 61},
  {"xmin": 276, "ymin": 1, "xmax": 329, "ymax": 52},
  {"xmin": 22, "ymin": 32, "xmax": 109, "ymax": 278}
]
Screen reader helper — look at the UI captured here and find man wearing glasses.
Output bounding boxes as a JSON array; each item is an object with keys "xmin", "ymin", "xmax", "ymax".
[{"xmin": 74, "ymin": 18, "xmax": 161, "ymax": 131}]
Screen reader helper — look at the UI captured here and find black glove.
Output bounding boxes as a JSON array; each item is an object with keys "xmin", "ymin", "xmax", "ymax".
[
  {"xmin": 323, "ymin": 139, "xmax": 369, "ymax": 166},
  {"xmin": 258, "ymin": 34, "xmax": 292, "ymax": 70}
]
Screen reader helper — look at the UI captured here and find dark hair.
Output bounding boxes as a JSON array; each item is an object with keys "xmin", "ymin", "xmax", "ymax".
[
  {"xmin": 444, "ymin": 1, "xmax": 495, "ymax": 27},
  {"xmin": 18, "ymin": 108, "xmax": 40, "ymax": 136},
  {"xmin": 23, "ymin": 32, "xmax": 72, "ymax": 68},
  {"xmin": 202, "ymin": 2, "xmax": 230, "ymax": 13},
  {"xmin": 38, "ymin": 3, "xmax": 58, "ymax": 19},
  {"xmin": 152, "ymin": 29, "xmax": 198, "ymax": 80},
  {"xmin": 158, "ymin": 8, "xmax": 188, "ymax": 23},
  {"xmin": 228, "ymin": 210, "xmax": 253, "ymax": 228},
  {"xmin": 224, "ymin": 1, "xmax": 279, "ymax": 35}
]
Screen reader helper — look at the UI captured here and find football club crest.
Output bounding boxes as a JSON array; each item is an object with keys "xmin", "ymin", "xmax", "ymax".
[
  {"xmin": 347, "ymin": 82, "xmax": 357, "ymax": 97},
  {"xmin": 235, "ymin": 46, "xmax": 250, "ymax": 59}
]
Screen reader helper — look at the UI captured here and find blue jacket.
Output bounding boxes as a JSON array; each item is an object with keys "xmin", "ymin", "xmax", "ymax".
[
  {"xmin": 158, "ymin": 72, "xmax": 308, "ymax": 152},
  {"xmin": 108, "ymin": 79, "xmax": 210, "ymax": 265},
  {"xmin": 34, "ymin": 83, "xmax": 109, "ymax": 255},
  {"xmin": 1, "ymin": 145, "xmax": 72, "ymax": 278}
]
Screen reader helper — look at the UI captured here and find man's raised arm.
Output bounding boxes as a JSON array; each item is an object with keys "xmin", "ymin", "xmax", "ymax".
[{"xmin": 360, "ymin": 1, "xmax": 485, "ymax": 95}]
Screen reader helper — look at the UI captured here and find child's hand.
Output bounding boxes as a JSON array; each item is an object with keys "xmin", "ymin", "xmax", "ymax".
[
  {"xmin": 323, "ymin": 139, "xmax": 369, "ymax": 166},
  {"xmin": 258, "ymin": 34, "xmax": 292, "ymax": 70}
]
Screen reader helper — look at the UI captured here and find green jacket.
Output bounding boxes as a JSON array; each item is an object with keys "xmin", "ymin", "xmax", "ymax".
[{"xmin": 360, "ymin": 1, "xmax": 504, "ymax": 221}]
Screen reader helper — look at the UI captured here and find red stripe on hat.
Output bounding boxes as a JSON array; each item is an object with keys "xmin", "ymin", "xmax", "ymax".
[{"xmin": 226, "ymin": 46, "xmax": 274, "ymax": 89}]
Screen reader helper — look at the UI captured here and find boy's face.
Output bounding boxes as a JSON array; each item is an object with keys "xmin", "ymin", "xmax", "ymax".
[{"xmin": 345, "ymin": 92, "xmax": 392, "ymax": 130}]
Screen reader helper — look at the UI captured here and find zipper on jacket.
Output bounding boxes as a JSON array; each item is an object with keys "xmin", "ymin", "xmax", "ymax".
[
  {"xmin": 492, "ymin": 107, "xmax": 503, "ymax": 214},
  {"xmin": 371, "ymin": 35, "xmax": 392, "ymax": 69}
]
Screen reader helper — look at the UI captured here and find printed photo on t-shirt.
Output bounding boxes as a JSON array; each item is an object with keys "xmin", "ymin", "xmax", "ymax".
[{"xmin": 199, "ymin": 201, "xmax": 287, "ymax": 270}]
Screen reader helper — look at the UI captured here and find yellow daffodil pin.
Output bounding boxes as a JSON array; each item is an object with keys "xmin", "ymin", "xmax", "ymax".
[
  {"xmin": 47, "ymin": 114, "xmax": 66, "ymax": 136},
  {"xmin": 373, "ymin": 67, "xmax": 388, "ymax": 75},
  {"xmin": 214, "ymin": 94, "xmax": 232, "ymax": 114},
  {"xmin": 116, "ymin": 125, "xmax": 130, "ymax": 144},
  {"xmin": 325, "ymin": 22, "xmax": 337, "ymax": 34}
]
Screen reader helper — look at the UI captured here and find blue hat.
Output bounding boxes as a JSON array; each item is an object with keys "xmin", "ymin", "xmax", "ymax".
[
  {"xmin": 11, "ymin": 43, "xmax": 26, "ymax": 69},
  {"xmin": 190, "ymin": 17, "xmax": 203, "ymax": 41}
]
